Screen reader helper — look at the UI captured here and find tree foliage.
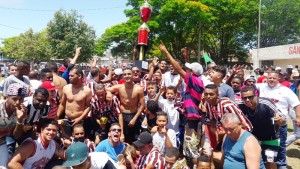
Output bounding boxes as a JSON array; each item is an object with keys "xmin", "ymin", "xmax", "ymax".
[
  {"xmin": 47, "ymin": 9, "xmax": 96, "ymax": 61},
  {"xmin": 1, "ymin": 29, "xmax": 52, "ymax": 61},
  {"xmin": 260, "ymin": 0, "xmax": 300, "ymax": 48},
  {"xmin": 95, "ymin": 0, "xmax": 259, "ymax": 64}
]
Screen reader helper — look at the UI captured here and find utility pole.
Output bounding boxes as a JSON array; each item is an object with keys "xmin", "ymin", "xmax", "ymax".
[
  {"xmin": 257, "ymin": 0, "xmax": 262, "ymax": 67},
  {"xmin": 197, "ymin": 24, "xmax": 201, "ymax": 63}
]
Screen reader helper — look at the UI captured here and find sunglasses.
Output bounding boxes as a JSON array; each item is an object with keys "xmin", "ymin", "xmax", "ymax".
[
  {"xmin": 242, "ymin": 95, "xmax": 255, "ymax": 101},
  {"xmin": 110, "ymin": 128, "xmax": 121, "ymax": 132},
  {"xmin": 132, "ymin": 70, "xmax": 140, "ymax": 73}
]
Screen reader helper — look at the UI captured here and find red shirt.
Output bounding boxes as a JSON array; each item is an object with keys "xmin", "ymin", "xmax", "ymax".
[
  {"xmin": 280, "ymin": 81, "xmax": 291, "ymax": 88},
  {"xmin": 257, "ymin": 75, "xmax": 267, "ymax": 83}
]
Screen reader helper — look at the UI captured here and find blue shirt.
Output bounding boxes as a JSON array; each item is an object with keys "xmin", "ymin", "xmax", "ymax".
[{"xmin": 95, "ymin": 139, "xmax": 125, "ymax": 162}]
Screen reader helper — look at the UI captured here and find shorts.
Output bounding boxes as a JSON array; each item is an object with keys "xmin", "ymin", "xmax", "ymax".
[
  {"xmin": 61, "ymin": 117, "xmax": 73, "ymax": 137},
  {"xmin": 183, "ymin": 132, "xmax": 200, "ymax": 159},
  {"xmin": 260, "ymin": 139, "xmax": 280, "ymax": 163},
  {"xmin": 122, "ymin": 113, "xmax": 141, "ymax": 144},
  {"xmin": 61, "ymin": 117, "xmax": 83, "ymax": 138}
]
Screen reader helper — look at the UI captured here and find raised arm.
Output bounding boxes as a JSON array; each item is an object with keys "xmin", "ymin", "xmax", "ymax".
[
  {"xmin": 148, "ymin": 58, "xmax": 158, "ymax": 81},
  {"xmin": 90, "ymin": 55, "xmax": 98, "ymax": 68},
  {"xmin": 159, "ymin": 44, "xmax": 186, "ymax": 78},
  {"xmin": 12, "ymin": 104, "xmax": 27, "ymax": 139},
  {"xmin": 70, "ymin": 47, "xmax": 81, "ymax": 65},
  {"xmin": 101, "ymin": 66, "xmax": 113, "ymax": 83}
]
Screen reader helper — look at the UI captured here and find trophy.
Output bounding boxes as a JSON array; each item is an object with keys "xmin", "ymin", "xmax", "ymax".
[
  {"xmin": 135, "ymin": 0, "xmax": 152, "ymax": 71},
  {"xmin": 99, "ymin": 116, "xmax": 108, "ymax": 130}
]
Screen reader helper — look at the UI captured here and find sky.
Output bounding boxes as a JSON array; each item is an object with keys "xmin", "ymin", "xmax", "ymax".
[{"xmin": 0, "ymin": 0, "xmax": 128, "ymax": 43}]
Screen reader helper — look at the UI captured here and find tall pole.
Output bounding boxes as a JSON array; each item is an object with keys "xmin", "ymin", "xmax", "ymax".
[
  {"xmin": 197, "ymin": 24, "xmax": 201, "ymax": 63},
  {"xmin": 257, "ymin": 0, "xmax": 262, "ymax": 67}
]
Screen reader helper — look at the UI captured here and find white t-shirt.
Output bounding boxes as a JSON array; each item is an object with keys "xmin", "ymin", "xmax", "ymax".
[
  {"xmin": 161, "ymin": 71, "xmax": 186, "ymax": 92},
  {"xmin": 199, "ymin": 75, "xmax": 213, "ymax": 86},
  {"xmin": 256, "ymin": 83, "xmax": 300, "ymax": 118},
  {"xmin": 152, "ymin": 128, "xmax": 177, "ymax": 155},
  {"xmin": 158, "ymin": 99, "xmax": 179, "ymax": 133},
  {"xmin": 30, "ymin": 79, "xmax": 42, "ymax": 92},
  {"xmin": 89, "ymin": 152, "xmax": 121, "ymax": 169}
]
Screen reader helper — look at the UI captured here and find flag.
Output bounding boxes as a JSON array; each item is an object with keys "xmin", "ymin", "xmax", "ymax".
[{"xmin": 203, "ymin": 51, "xmax": 214, "ymax": 64}]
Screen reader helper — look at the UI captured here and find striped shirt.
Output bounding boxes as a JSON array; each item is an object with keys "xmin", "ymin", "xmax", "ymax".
[
  {"xmin": 89, "ymin": 94, "xmax": 121, "ymax": 124},
  {"xmin": 134, "ymin": 79, "xmax": 147, "ymax": 92},
  {"xmin": 204, "ymin": 97, "xmax": 253, "ymax": 132},
  {"xmin": 47, "ymin": 98, "xmax": 58, "ymax": 119},
  {"xmin": 136, "ymin": 147, "xmax": 165, "ymax": 169},
  {"xmin": 183, "ymin": 73, "xmax": 204, "ymax": 119},
  {"xmin": 23, "ymin": 97, "xmax": 50, "ymax": 125},
  {"xmin": 0, "ymin": 100, "xmax": 17, "ymax": 139}
]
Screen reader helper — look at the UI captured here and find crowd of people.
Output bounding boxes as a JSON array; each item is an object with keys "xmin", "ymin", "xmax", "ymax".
[{"xmin": 0, "ymin": 44, "xmax": 299, "ymax": 169}]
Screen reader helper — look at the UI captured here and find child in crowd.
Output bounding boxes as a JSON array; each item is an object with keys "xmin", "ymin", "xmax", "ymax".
[
  {"xmin": 142, "ymin": 100, "xmax": 159, "ymax": 133},
  {"xmin": 151, "ymin": 112, "xmax": 177, "ymax": 155},
  {"xmin": 155, "ymin": 86, "xmax": 180, "ymax": 134},
  {"xmin": 121, "ymin": 144, "xmax": 139, "ymax": 169},
  {"xmin": 145, "ymin": 80, "xmax": 160, "ymax": 103}
]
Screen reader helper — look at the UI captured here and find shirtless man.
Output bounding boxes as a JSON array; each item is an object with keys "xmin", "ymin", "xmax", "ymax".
[
  {"xmin": 57, "ymin": 67, "xmax": 92, "ymax": 137},
  {"xmin": 106, "ymin": 68, "xmax": 145, "ymax": 144}
]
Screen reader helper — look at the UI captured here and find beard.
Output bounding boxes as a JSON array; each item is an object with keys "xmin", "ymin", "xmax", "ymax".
[{"xmin": 74, "ymin": 137, "xmax": 85, "ymax": 142}]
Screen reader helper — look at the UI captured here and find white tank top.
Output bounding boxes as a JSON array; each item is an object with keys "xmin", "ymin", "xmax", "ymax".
[{"xmin": 23, "ymin": 137, "xmax": 56, "ymax": 169}]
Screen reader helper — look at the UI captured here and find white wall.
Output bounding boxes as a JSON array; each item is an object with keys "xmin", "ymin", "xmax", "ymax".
[{"xmin": 251, "ymin": 43, "xmax": 300, "ymax": 68}]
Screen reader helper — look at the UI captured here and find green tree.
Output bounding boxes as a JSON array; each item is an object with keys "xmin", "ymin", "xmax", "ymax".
[
  {"xmin": 260, "ymin": 0, "xmax": 300, "ymax": 48},
  {"xmin": 96, "ymin": 0, "xmax": 259, "ymax": 64},
  {"xmin": 1, "ymin": 29, "xmax": 52, "ymax": 61},
  {"xmin": 200, "ymin": 0, "xmax": 258, "ymax": 64},
  {"xmin": 95, "ymin": 0, "xmax": 209, "ymax": 62},
  {"xmin": 47, "ymin": 9, "xmax": 96, "ymax": 61}
]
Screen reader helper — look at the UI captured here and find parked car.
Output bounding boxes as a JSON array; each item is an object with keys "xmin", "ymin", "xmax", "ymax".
[{"xmin": 0, "ymin": 63, "xmax": 8, "ymax": 77}]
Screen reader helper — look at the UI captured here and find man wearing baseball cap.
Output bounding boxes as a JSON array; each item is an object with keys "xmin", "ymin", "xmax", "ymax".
[
  {"xmin": 63, "ymin": 142, "xmax": 119, "ymax": 169},
  {"xmin": 0, "ymin": 83, "xmax": 27, "ymax": 168},
  {"xmin": 40, "ymin": 81, "xmax": 58, "ymax": 119},
  {"xmin": 133, "ymin": 132, "xmax": 164, "ymax": 169},
  {"xmin": 159, "ymin": 44, "xmax": 205, "ymax": 164}
]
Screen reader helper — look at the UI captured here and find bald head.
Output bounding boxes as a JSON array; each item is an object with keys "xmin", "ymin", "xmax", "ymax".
[{"xmin": 28, "ymin": 70, "xmax": 39, "ymax": 80}]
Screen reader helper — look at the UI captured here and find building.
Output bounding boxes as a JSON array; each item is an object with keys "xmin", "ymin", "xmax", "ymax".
[{"xmin": 252, "ymin": 43, "xmax": 300, "ymax": 69}]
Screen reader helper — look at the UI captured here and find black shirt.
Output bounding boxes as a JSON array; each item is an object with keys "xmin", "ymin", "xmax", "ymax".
[{"xmin": 239, "ymin": 97, "xmax": 280, "ymax": 141}]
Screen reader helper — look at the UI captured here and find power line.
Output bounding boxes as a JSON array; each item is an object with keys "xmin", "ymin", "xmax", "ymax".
[
  {"xmin": 0, "ymin": 24, "xmax": 26, "ymax": 31},
  {"xmin": 0, "ymin": 6, "xmax": 126, "ymax": 12}
]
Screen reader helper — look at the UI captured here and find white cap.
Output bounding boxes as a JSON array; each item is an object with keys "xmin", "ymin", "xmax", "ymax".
[
  {"xmin": 114, "ymin": 68, "xmax": 123, "ymax": 76},
  {"xmin": 185, "ymin": 62, "xmax": 203, "ymax": 76},
  {"xmin": 287, "ymin": 64, "xmax": 293, "ymax": 69},
  {"xmin": 275, "ymin": 67, "xmax": 282, "ymax": 71}
]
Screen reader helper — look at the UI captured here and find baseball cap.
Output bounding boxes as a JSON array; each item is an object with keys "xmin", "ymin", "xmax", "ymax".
[
  {"xmin": 63, "ymin": 142, "xmax": 89, "ymax": 167},
  {"xmin": 7, "ymin": 83, "xmax": 27, "ymax": 97},
  {"xmin": 185, "ymin": 62, "xmax": 203, "ymax": 76},
  {"xmin": 245, "ymin": 75, "xmax": 256, "ymax": 82},
  {"xmin": 114, "ymin": 68, "xmax": 123, "ymax": 76},
  {"xmin": 58, "ymin": 66, "xmax": 67, "ymax": 72},
  {"xmin": 133, "ymin": 132, "xmax": 152, "ymax": 147},
  {"xmin": 279, "ymin": 71, "xmax": 287, "ymax": 76},
  {"xmin": 40, "ymin": 81, "xmax": 57, "ymax": 91},
  {"xmin": 275, "ymin": 67, "xmax": 282, "ymax": 71},
  {"xmin": 287, "ymin": 64, "xmax": 293, "ymax": 69}
]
